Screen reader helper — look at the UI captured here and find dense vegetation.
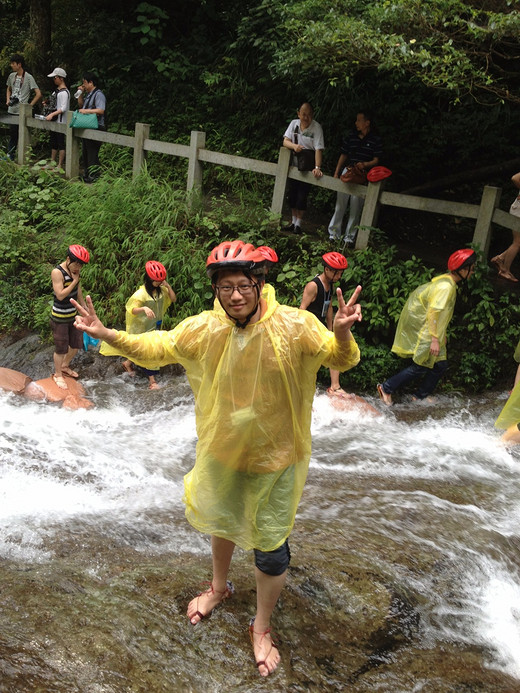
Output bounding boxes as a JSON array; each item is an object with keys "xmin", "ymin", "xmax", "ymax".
[
  {"xmin": 1, "ymin": 0, "xmax": 519, "ymax": 191},
  {"xmin": 0, "ymin": 159, "xmax": 518, "ymax": 394},
  {"xmin": 0, "ymin": 1, "xmax": 519, "ymax": 393}
]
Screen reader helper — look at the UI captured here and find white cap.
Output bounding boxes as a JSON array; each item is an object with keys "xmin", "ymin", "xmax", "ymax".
[{"xmin": 47, "ymin": 67, "xmax": 67, "ymax": 78}]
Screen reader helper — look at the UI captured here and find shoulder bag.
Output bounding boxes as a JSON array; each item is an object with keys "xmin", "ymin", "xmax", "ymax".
[
  {"xmin": 340, "ymin": 165, "xmax": 367, "ymax": 185},
  {"xmin": 69, "ymin": 110, "xmax": 98, "ymax": 129},
  {"xmin": 293, "ymin": 124, "xmax": 315, "ymax": 172}
]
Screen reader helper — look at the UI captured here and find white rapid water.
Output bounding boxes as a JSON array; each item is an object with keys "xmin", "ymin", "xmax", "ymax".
[{"xmin": 1, "ymin": 381, "xmax": 520, "ymax": 680}]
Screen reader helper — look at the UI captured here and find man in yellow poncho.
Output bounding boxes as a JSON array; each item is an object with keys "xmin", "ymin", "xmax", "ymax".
[
  {"xmin": 377, "ymin": 249, "xmax": 476, "ymax": 406},
  {"xmin": 72, "ymin": 239, "xmax": 361, "ymax": 678}
]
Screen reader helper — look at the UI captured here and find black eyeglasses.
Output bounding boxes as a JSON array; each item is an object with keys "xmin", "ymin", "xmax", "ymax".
[{"xmin": 215, "ymin": 283, "xmax": 257, "ymax": 296}]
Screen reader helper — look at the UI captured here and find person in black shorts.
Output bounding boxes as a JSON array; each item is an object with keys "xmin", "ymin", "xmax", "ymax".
[{"xmin": 50, "ymin": 244, "xmax": 90, "ymax": 389}]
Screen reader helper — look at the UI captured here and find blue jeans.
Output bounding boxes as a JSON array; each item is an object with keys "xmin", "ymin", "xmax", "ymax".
[{"xmin": 382, "ymin": 360, "xmax": 448, "ymax": 399}]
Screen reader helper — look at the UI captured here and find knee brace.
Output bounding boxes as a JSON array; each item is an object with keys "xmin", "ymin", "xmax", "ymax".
[{"xmin": 254, "ymin": 540, "xmax": 291, "ymax": 576}]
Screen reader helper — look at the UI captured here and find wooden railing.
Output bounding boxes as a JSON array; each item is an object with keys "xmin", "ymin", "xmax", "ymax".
[{"xmin": 2, "ymin": 103, "xmax": 519, "ymax": 254}]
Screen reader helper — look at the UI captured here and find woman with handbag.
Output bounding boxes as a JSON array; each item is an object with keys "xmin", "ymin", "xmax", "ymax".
[
  {"xmin": 490, "ymin": 172, "xmax": 520, "ymax": 282},
  {"xmin": 76, "ymin": 72, "xmax": 106, "ymax": 183},
  {"xmin": 282, "ymin": 102, "xmax": 324, "ymax": 233}
]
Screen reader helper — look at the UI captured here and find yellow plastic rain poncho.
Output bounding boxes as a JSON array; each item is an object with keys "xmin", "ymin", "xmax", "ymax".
[
  {"xmin": 100, "ymin": 284, "xmax": 172, "ymax": 369},
  {"xmin": 101, "ymin": 286, "xmax": 359, "ymax": 551},
  {"xmin": 495, "ymin": 340, "xmax": 520, "ymax": 430},
  {"xmin": 495, "ymin": 380, "xmax": 520, "ymax": 430},
  {"xmin": 391, "ymin": 274, "xmax": 457, "ymax": 369}
]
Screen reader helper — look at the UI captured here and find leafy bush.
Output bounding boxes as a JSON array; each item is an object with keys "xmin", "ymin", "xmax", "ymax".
[{"xmin": 0, "ymin": 161, "xmax": 518, "ymax": 394}]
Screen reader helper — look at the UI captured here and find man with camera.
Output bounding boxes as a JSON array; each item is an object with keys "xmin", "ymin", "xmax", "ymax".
[{"xmin": 5, "ymin": 54, "xmax": 41, "ymax": 160}]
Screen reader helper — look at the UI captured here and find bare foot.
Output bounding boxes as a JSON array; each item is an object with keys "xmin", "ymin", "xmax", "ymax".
[
  {"xmin": 149, "ymin": 382, "xmax": 160, "ymax": 390},
  {"xmin": 187, "ymin": 581, "xmax": 234, "ymax": 625},
  {"xmin": 377, "ymin": 383, "xmax": 392, "ymax": 406},
  {"xmin": 122, "ymin": 360, "xmax": 135, "ymax": 376},
  {"xmin": 249, "ymin": 620, "xmax": 280, "ymax": 677},
  {"xmin": 52, "ymin": 374, "xmax": 68, "ymax": 390},
  {"xmin": 327, "ymin": 387, "xmax": 353, "ymax": 400},
  {"xmin": 62, "ymin": 366, "xmax": 79, "ymax": 378}
]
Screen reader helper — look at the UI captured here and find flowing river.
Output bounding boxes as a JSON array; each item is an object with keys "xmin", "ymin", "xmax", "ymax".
[{"xmin": 1, "ymin": 366, "xmax": 520, "ymax": 692}]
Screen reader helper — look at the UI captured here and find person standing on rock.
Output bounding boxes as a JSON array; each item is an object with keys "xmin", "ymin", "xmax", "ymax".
[
  {"xmin": 50, "ymin": 245, "xmax": 90, "ymax": 389},
  {"xmin": 71, "ymin": 239, "xmax": 362, "ymax": 678},
  {"xmin": 109, "ymin": 260, "xmax": 176, "ymax": 390},
  {"xmin": 300, "ymin": 251, "xmax": 349, "ymax": 396}
]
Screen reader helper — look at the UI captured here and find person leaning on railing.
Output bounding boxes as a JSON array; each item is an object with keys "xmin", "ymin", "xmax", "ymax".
[
  {"xmin": 5, "ymin": 53, "xmax": 41, "ymax": 160},
  {"xmin": 75, "ymin": 72, "xmax": 106, "ymax": 183}
]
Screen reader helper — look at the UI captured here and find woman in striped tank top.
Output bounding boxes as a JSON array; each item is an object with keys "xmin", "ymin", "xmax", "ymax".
[{"xmin": 50, "ymin": 244, "xmax": 90, "ymax": 389}]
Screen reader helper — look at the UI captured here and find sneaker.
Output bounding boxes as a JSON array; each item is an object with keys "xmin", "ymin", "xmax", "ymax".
[{"xmin": 377, "ymin": 383, "xmax": 393, "ymax": 406}]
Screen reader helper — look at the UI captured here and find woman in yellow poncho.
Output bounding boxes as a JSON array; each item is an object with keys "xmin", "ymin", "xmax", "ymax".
[
  {"xmin": 495, "ymin": 337, "xmax": 520, "ymax": 444},
  {"xmin": 74, "ymin": 239, "xmax": 362, "ymax": 677},
  {"xmin": 377, "ymin": 249, "xmax": 476, "ymax": 406},
  {"xmin": 101, "ymin": 260, "xmax": 176, "ymax": 389}
]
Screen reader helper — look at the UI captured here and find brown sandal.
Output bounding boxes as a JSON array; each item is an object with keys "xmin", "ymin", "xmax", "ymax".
[
  {"xmin": 498, "ymin": 269, "xmax": 519, "ymax": 282},
  {"xmin": 249, "ymin": 617, "xmax": 279, "ymax": 673},
  {"xmin": 189, "ymin": 580, "xmax": 234, "ymax": 624}
]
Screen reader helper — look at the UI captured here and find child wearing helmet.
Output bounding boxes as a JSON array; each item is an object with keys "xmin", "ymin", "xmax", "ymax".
[
  {"xmin": 300, "ymin": 252, "xmax": 349, "ymax": 395},
  {"xmin": 50, "ymin": 245, "xmax": 90, "ymax": 389},
  {"xmin": 73, "ymin": 239, "xmax": 362, "ymax": 677},
  {"xmin": 377, "ymin": 249, "xmax": 476, "ymax": 405},
  {"xmin": 106, "ymin": 261, "xmax": 176, "ymax": 389}
]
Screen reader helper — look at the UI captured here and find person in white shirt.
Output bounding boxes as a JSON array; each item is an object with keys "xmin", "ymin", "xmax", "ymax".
[
  {"xmin": 282, "ymin": 102, "xmax": 324, "ymax": 233},
  {"xmin": 44, "ymin": 67, "xmax": 70, "ymax": 169}
]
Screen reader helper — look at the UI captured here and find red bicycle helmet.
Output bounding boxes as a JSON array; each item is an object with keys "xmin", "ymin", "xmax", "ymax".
[
  {"xmin": 68, "ymin": 244, "xmax": 90, "ymax": 264},
  {"xmin": 447, "ymin": 249, "xmax": 476, "ymax": 272},
  {"xmin": 206, "ymin": 240, "xmax": 266, "ymax": 279},
  {"xmin": 367, "ymin": 166, "xmax": 392, "ymax": 183},
  {"xmin": 323, "ymin": 252, "xmax": 348, "ymax": 270},
  {"xmin": 145, "ymin": 260, "xmax": 167, "ymax": 282},
  {"xmin": 256, "ymin": 246, "xmax": 279, "ymax": 264}
]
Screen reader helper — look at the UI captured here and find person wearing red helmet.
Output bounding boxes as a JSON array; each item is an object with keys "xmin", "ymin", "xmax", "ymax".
[
  {"xmin": 300, "ymin": 252, "xmax": 349, "ymax": 394},
  {"xmin": 377, "ymin": 249, "xmax": 476, "ymax": 405},
  {"xmin": 50, "ymin": 245, "xmax": 90, "ymax": 389},
  {"xmin": 106, "ymin": 261, "xmax": 176, "ymax": 389},
  {"xmin": 72, "ymin": 238, "xmax": 362, "ymax": 677}
]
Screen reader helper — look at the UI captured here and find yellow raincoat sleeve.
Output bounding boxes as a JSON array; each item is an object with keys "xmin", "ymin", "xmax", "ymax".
[
  {"xmin": 100, "ymin": 285, "xmax": 172, "ymax": 365},
  {"xmin": 495, "ymin": 380, "xmax": 520, "ymax": 430},
  {"xmin": 391, "ymin": 274, "xmax": 456, "ymax": 368}
]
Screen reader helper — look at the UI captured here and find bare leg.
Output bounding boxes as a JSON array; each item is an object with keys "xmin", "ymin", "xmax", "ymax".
[
  {"xmin": 58, "ymin": 149, "xmax": 65, "ymax": 168},
  {"xmin": 491, "ymin": 231, "xmax": 520, "ymax": 280},
  {"xmin": 62, "ymin": 347, "xmax": 78, "ymax": 370},
  {"xmin": 329, "ymin": 369, "xmax": 344, "ymax": 392},
  {"xmin": 187, "ymin": 536, "xmax": 235, "ymax": 624},
  {"xmin": 122, "ymin": 359, "xmax": 135, "ymax": 376},
  {"xmin": 251, "ymin": 567, "xmax": 286, "ymax": 677},
  {"xmin": 53, "ymin": 351, "xmax": 69, "ymax": 389}
]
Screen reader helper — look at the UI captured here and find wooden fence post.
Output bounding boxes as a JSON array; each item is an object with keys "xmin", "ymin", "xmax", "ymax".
[
  {"xmin": 65, "ymin": 111, "xmax": 80, "ymax": 180},
  {"xmin": 187, "ymin": 130, "xmax": 206, "ymax": 196},
  {"xmin": 271, "ymin": 147, "xmax": 291, "ymax": 217},
  {"xmin": 356, "ymin": 180, "xmax": 385, "ymax": 249},
  {"xmin": 473, "ymin": 185, "xmax": 501, "ymax": 254},
  {"xmin": 133, "ymin": 122, "xmax": 150, "ymax": 177},
  {"xmin": 17, "ymin": 103, "xmax": 32, "ymax": 165}
]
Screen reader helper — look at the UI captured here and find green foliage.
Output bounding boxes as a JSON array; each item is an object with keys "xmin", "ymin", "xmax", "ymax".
[{"xmin": 0, "ymin": 150, "xmax": 519, "ymax": 394}]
